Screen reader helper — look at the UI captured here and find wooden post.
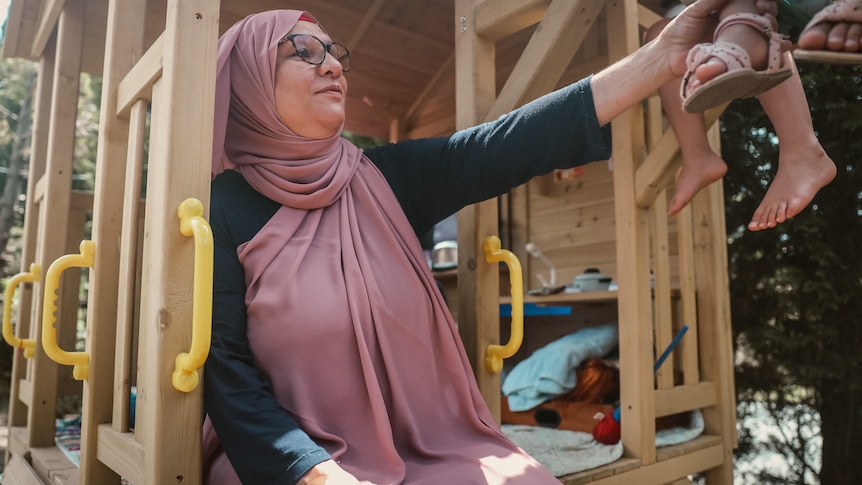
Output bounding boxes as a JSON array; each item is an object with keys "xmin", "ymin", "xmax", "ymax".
[
  {"xmin": 454, "ymin": 0, "xmax": 501, "ymax": 418},
  {"xmin": 78, "ymin": 0, "xmax": 147, "ymax": 480},
  {"xmin": 606, "ymin": 0, "xmax": 657, "ymax": 465},
  {"xmin": 132, "ymin": 1, "xmax": 218, "ymax": 483},
  {"xmin": 27, "ymin": 0, "xmax": 85, "ymax": 450},
  {"xmin": 5, "ymin": 33, "xmax": 54, "ymax": 450}
]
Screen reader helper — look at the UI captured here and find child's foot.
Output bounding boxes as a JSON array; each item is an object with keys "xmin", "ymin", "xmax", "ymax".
[
  {"xmin": 797, "ymin": 0, "xmax": 862, "ymax": 53},
  {"xmin": 669, "ymin": 151, "xmax": 728, "ymax": 216},
  {"xmin": 747, "ymin": 142, "xmax": 836, "ymax": 231},
  {"xmin": 688, "ymin": 18, "xmax": 771, "ymax": 91}
]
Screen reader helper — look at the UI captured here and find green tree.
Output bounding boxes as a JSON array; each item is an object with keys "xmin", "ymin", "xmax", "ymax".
[{"xmin": 722, "ymin": 62, "xmax": 862, "ymax": 484}]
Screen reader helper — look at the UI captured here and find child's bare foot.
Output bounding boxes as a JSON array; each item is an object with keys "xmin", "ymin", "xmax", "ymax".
[
  {"xmin": 669, "ymin": 151, "xmax": 728, "ymax": 216},
  {"xmin": 798, "ymin": 0, "xmax": 862, "ymax": 53},
  {"xmin": 747, "ymin": 142, "xmax": 836, "ymax": 231}
]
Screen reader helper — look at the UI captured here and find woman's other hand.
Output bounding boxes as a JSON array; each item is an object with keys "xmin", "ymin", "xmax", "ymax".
[{"xmin": 297, "ymin": 460, "xmax": 361, "ymax": 485}]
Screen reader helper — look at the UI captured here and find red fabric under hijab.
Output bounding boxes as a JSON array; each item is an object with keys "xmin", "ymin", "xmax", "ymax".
[{"xmin": 205, "ymin": 10, "xmax": 558, "ymax": 484}]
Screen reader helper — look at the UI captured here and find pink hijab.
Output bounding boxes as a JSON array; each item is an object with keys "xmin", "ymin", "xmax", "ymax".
[{"xmin": 204, "ymin": 10, "xmax": 558, "ymax": 484}]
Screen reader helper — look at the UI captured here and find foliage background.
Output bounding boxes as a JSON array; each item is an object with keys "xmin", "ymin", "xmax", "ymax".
[{"xmin": 722, "ymin": 61, "xmax": 862, "ymax": 484}]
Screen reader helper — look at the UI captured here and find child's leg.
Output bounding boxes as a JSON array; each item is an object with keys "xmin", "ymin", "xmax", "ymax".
[
  {"xmin": 747, "ymin": 62, "xmax": 836, "ymax": 230},
  {"xmin": 645, "ymin": 18, "xmax": 728, "ymax": 216},
  {"xmin": 660, "ymin": 75, "xmax": 729, "ymax": 216}
]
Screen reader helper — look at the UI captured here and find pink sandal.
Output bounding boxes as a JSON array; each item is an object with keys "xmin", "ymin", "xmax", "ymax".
[
  {"xmin": 795, "ymin": 0, "xmax": 862, "ymax": 65},
  {"xmin": 681, "ymin": 13, "xmax": 793, "ymax": 113}
]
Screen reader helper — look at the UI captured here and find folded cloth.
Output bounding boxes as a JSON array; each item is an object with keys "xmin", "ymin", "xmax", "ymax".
[{"xmin": 502, "ymin": 322, "xmax": 619, "ymax": 411}]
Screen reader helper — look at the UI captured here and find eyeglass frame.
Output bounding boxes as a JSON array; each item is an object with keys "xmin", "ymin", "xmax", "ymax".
[{"xmin": 277, "ymin": 33, "xmax": 351, "ymax": 72}]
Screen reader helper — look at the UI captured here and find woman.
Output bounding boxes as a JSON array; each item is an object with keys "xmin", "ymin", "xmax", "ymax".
[{"xmin": 204, "ymin": 2, "xmax": 733, "ymax": 484}]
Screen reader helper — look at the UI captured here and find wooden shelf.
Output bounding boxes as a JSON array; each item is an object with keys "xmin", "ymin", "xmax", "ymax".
[
  {"xmin": 502, "ymin": 290, "xmax": 619, "ymax": 305},
  {"xmin": 501, "ymin": 288, "xmax": 681, "ymax": 306}
]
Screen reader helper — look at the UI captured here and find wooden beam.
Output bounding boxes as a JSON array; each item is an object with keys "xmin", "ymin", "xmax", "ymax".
[
  {"xmin": 346, "ymin": 0, "xmax": 387, "ymax": 51},
  {"xmin": 486, "ymin": 0, "xmax": 606, "ymax": 120},
  {"xmin": 475, "ymin": 0, "xmax": 549, "ymax": 42},
  {"xmin": 30, "ymin": 0, "xmax": 66, "ymax": 59}
]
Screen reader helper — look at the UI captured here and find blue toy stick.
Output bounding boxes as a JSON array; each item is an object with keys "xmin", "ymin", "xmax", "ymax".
[{"xmin": 612, "ymin": 325, "xmax": 689, "ymax": 422}]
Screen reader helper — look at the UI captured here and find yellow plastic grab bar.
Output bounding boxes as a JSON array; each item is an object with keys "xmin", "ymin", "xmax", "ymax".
[
  {"xmin": 483, "ymin": 236, "xmax": 524, "ymax": 373},
  {"xmin": 2, "ymin": 263, "xmax": 41, "ymax": 358},
  {"xmin": 172, "ymin": 198, "xmax": 214, "ymax": 392},
  {"xmin": 43, "ymin": 240, "xmax": 94, "ymax": 380}
]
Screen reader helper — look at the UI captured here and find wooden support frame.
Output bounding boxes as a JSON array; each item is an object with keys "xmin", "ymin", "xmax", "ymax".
[
  {"xmin": 457, "ymin": 1, "xmax": 736, "ymax": 483},
  {"xmin": 2, "ymin": 1, "xmax": 739, "ymax": 483}
]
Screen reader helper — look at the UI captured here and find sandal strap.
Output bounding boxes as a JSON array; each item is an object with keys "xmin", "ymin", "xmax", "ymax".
[{"xmin": 712, "ymin": 13, "xmax": 787, "ymax": 73}]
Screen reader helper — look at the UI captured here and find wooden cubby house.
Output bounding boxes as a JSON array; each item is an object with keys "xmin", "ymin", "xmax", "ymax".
[{"xmin": 1, "ymin": 0, "xmax": 736, "ymax": 483}]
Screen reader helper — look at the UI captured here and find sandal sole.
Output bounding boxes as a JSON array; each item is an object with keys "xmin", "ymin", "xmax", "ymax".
[{"xmin": 682, "ymin": 67, "xmax": 792, "ymax": 113}]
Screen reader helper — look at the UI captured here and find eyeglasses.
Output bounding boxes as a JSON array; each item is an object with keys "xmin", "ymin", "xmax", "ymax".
[{"xmin": 278, "ymin": 33, "xmax": 351, "ymax": 72}]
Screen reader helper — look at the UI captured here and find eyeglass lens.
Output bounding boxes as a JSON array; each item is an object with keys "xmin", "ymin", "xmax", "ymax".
[{"xmin": 290, "ymin": 34, "xmax": 351, "ymax": 72}]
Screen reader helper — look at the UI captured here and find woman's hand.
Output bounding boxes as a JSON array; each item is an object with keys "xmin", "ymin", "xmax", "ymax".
[{"xmin": 297, "ymin": 460, "xmax": 361, "ymax": 485}]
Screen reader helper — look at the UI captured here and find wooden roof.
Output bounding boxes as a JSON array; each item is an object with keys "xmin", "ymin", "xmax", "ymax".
[{"xmin": 2, "ymin": 0, "xmax": 672, "ymax": 141}]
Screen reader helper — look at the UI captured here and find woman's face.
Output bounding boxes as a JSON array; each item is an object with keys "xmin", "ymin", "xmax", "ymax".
[{"xmin": 274, "ymin": 21, "xmax": 347, "ymax": 139}]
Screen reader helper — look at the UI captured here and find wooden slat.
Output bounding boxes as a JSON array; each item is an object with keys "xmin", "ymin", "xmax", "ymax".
[
  {"xmin": 655, "ymin": 383, "xmax": 717, "ymax": 418},
  {"xmin": 691, "ymin": 177, "xmax": 736, "ymax": 483},
  {"xmin": 116, "ymin": 33, "xmax": 165, "ymax": 117},
  {"xmin": 651, "ymin": 197, "xmax": 675, "ymax": 390},
  {"xmin": 95, "ymin": 425, "xmax": 146, "ymax": 485},
  {"xmin": 676, "ymin": 205, "xmax": 700, "ymax": 384},
  {"xmin": 112, "ymin": 99, "xmax": 148, "ymax": 430}
]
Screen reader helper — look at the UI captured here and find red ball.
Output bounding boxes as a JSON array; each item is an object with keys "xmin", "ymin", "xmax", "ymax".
[{"xmin": 592, "ymin": 412, "xmax": 621, "ymax": 445}]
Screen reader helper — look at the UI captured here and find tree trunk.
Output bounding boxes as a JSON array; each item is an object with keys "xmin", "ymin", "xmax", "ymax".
[
  {"xmin": 0, "ymin": 76, "xmax": 34, "ymax": 276},
  {"xmin": 818, "ymin": 383, "xmax": 862, "ymax": 484}
]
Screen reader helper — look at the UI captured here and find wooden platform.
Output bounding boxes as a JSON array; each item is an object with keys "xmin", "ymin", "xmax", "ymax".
[
  {"xmin": 559, "ymin": 435, "xmax": 724, "ymax": 485},
  {"xmin": 5, "ymin": 427, "xmax": 79, "ymax": 485}
]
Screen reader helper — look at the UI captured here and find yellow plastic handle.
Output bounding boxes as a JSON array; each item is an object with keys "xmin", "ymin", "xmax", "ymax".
[
  {"xmin": 3, "ymin": 263, "xmax": 41, "ymax": 358},
  {"xmin": 483, "ymin": 236, "xmax": 524, "ymax": 373},
  {"xmin": 42, "ymin": 240, "xmax": 94, "ymax": 380},
  {"xmin": 172, "ymin": 198, "xmax": 213, "ymax": 392}
]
